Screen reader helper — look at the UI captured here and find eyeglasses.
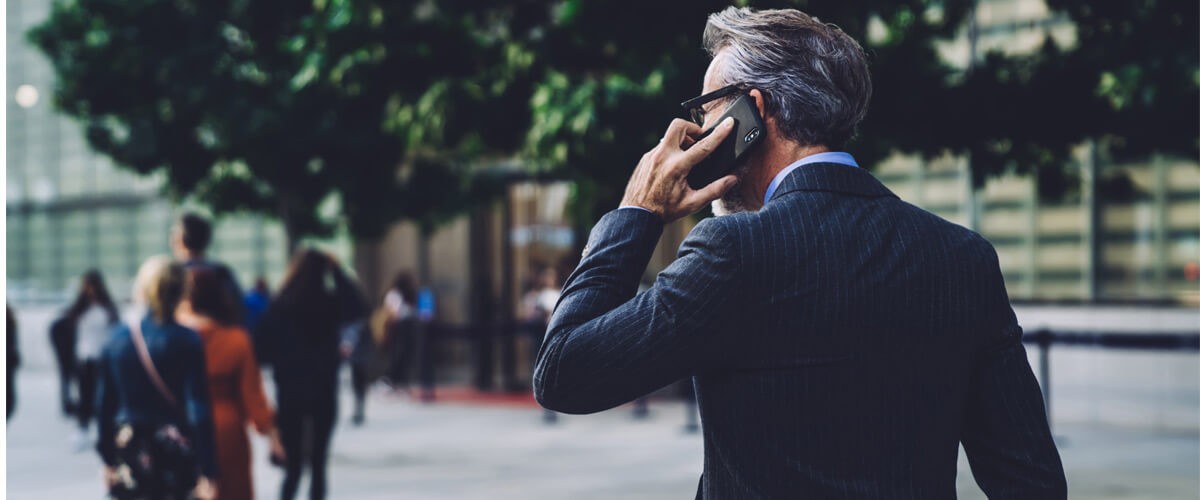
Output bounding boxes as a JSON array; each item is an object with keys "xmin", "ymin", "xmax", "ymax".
[{"xmin": 680, "ymin": 84, "xmax": 745, "ymax": 125}]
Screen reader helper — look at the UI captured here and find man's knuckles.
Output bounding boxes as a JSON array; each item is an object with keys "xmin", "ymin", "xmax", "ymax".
[{"xmin": 667, "ymin": 118, "xmax": 693, "ymax": 136}]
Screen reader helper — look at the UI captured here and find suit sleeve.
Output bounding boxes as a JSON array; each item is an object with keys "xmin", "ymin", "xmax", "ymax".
[
  {"xmin": 533, "ymin": 208, "xmax": 743, "ymax": 414},
  {"xmin": 961, "ymin": 245, "xmax": 1067, "ymax": 499}
]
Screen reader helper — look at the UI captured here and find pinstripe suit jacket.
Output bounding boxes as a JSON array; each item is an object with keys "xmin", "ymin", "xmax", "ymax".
[{"xmin": 534, "ymin": 163, "xmax": 1066, "ymax": 499}]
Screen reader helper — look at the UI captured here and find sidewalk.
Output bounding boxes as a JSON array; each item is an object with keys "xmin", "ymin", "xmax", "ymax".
[{"xmin": 6, "ymin": 370, "xmax": 1198, "ymax": 499}]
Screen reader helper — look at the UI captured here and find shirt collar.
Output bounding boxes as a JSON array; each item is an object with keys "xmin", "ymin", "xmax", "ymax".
[{"xmin": 763, "ymin": 152, "xmax": 858, "ymax": 205}]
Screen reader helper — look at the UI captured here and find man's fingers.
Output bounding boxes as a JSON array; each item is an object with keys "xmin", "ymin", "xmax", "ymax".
[
  {"xmin": 680, "ymin": 117, "xmax": 735, "ymax": 164},
  {"xmin": 685, "ymin": 174, "xmax": 739, "ymax": 210},
  {"xmin": 664, "ymin": 118, "xmax": 702, "ymax": 147}
]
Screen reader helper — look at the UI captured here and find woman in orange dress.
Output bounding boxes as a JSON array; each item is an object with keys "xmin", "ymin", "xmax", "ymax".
[{"xmin": 180, "ymin": 267, "xmax": 285, "ymax": 500}]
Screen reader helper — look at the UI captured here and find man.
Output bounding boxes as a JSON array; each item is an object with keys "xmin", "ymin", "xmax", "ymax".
[
  {"xmin": 171, "ymin": 213, "xmax": 245, "ymax": 324},
  {"xmin": 533, "ymin": 7, "xmax": 1066, "ymax": 499}
]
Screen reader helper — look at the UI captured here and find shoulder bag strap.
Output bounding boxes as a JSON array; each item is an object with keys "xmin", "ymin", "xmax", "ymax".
[{"xmin": 128, "ymin": 320, "xmax": 181, "ymax": 410}]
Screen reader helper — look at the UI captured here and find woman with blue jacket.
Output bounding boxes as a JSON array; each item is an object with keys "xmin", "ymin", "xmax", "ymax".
[{"xmin": 94, "ymin": 256, "xmax": 218, "ymax": 499}]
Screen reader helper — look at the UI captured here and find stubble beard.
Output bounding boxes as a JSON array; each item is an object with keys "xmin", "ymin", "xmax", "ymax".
[{"xmin": 711, "ymin": 161, "xmax": 754, "ymax": 216}]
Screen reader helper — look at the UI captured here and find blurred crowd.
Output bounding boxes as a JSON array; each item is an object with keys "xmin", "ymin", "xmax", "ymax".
[{"xmin": 3, "ymin": 212, "xmax": 478, "ymax": 500}]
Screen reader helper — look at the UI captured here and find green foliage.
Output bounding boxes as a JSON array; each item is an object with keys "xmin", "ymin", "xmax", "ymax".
[
  {"xmin": 29, "ymin": 0, "xmax": 530, "ymax": 247},
  {"xmin": 950, "ymin": 0, "xmax": 1198, "ymax": 196},
  {"xmin": 30, "ymin": 0, "xmax": 1196, "ymax": 247}
]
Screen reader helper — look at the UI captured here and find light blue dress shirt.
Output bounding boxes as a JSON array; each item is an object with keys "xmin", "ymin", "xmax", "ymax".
[{"xmin": 762, "ymin": 152, "xmax": 858, "ymax": 205}]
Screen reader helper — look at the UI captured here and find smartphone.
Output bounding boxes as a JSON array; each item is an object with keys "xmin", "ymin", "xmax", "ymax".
[{"xmin": 686, "ymin": 93, "xmax": 766, "ymax": 190}]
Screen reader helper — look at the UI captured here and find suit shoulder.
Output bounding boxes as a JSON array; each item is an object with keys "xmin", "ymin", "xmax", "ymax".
[
  {"xmin": 690, "ymin": 211, "xmax": 760, "ymax": 242},
  {"xmin": 888, "ymin": 199, "xmax": 996, "ymax": 250},
  {"xmin": 678, "ymin": 216, "xmax": 755, "ymax": 269}
]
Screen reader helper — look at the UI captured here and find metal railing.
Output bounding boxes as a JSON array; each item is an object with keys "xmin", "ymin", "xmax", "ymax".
[{"xmin": 1022, "ymin": 328, "xmax": 1200, "ymax": 430}]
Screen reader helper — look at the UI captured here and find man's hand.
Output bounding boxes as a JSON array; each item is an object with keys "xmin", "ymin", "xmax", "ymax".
[{"xmin": 620, "ymin": 117, "xmax": 739, "ymax": 223}]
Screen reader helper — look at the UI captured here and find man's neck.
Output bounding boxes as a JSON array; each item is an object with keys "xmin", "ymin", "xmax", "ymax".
[{"xmin": 747, "ymin": 142, "xmax": 830, "ymax": 209}]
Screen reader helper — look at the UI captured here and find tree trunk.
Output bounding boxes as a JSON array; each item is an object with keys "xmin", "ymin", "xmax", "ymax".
[
  {"xmin": 417, "ymin": 228, "xmax": 432, "ymax": 285},
  {"xmin": 415, "ymin": 226, "xmax": 437, "ymax": 400},
  {"xmin": 499, "ymin": 194, "xmax": 518, "ymax": 391},
  {"xmin": 469, "ymin": 206, "xmax": 496, "ymax": 391}
]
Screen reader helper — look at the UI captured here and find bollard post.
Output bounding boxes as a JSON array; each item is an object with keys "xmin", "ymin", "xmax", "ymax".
[{"xmin": 1036, "ymin": 329, "xmax": 1051, "ymax": 431}]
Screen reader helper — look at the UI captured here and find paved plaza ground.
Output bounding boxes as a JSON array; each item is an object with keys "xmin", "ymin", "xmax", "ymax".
[{"xmin": 5, "ymin": 368, "xmax": 1198, "ymax": 499}]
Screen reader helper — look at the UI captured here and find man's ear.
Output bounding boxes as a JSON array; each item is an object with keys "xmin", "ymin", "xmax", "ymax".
[
  {"xmin": 747, "ymin": 88, "xmax": 780, "ymax": 141},
  {"xmin": 748, "ymin": 89, "xmax": 767, "ymax": 120}
]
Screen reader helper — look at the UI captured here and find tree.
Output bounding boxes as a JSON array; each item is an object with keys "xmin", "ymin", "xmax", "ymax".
[
  {"xmin": 300, "ymin": 0, "xmax": 536, "ymax": 239},
  {"xmin": 30, "ymin": 0, "xmax": 333, "ymax": 251},
  {"xmin": 956, "ymin": 0, "xmax": 1198, "ymax": 196},
  {"xmin": 29, "ymin": 0, "xmax": 527, "ymax": 252}
]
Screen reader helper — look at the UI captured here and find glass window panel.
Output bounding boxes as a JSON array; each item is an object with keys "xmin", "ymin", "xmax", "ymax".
[
  {"xmin": 27, "ymin": 212, "xmax": 58, "ymax": 292},
  {"xmin": 6, "ymin": 213, "xmax": 29, "ymax": 282},
  {"xmin": 59, "ymin": 157, "xmax": 90, "ymax": 198},
  {"xmin": 7, "ymin": 170, "xmax": 25, "ymax": 201},
  {"xmin": 60, "ymin": 212, "xmax": 95, "ymax": 283},
  {"xmin": 136, "ymin": 203, "xmax": 173, "ymax": 261},
  {"xmin": 95, "ymin": 158, "xmax": 128, "ymax": 194},
  {"xmin": 99, "ymin": 243, "xmax": 131, "ymax": 302},
  {"xmin": 1101, "ymin": 200, "xmax": 1155, "ymax": 299},
  {"xmin": 23, "ymin": 115, "xmax": 45, "ymax": 154}
]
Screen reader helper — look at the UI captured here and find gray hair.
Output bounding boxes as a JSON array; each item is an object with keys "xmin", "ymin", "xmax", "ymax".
[{"xmin": 703, "ymin": 7, "xmax": 872, "ymax": 150}]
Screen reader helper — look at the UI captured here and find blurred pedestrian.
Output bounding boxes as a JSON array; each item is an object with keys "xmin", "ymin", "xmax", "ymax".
[
  {"xmin": 172, "ymin": 212, "xmax": 244, "ymax": 324},
  {"xmin": 243, "ymin": 277, "xmax": 272, "ymax": 332},
  {"xmin": 65, "ymin": 270, "xmax": 122, "ymax": 450},
  {"xmin": 522, "ymin": 267, "xmax": 560, "ymax": 350},
  {"xmin": 382, "ymin": 271, "xmax": 418, "ymax": 393},
  {"xmin": 522, "ymin": 267, "xmax": 561, "ymax": 424},
  {"xmin": 335, "ymin": 281, "xmax": 370, "ymax": 426},
  {"xmin": 7, "ymin": 304, "xmax": 20, "ymax": 422},
  {"xmin": 95, "ymin": 256, "xmax": 217, "ymax": 500},
  {"xmin": 49, "ymin": 304, "xmax": 80, "ymax": 417},
  {"xmin": 255, "ymin": 249, "xmax": 360, "ymax": 500},
  {"xmin": 179, "ymin": 268, "xmax": 285, "ymax": 500},
  {"xmin": 414, "ymin": 285, "xmax": 438, "ymax": 402},
  {"xmin": 340, "ymin": 317, "xmax": 371, "ymax": 426}
]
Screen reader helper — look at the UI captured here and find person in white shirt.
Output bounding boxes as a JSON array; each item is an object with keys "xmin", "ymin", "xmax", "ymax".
[{"xmin": 65, "ymin": 270, "xmax": 122, "ymax": 450}]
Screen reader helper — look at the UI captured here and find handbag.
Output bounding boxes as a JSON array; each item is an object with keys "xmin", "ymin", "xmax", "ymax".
[{"xmin": 108, "ymin": 321, "xmax": 201, "ymax": 499}]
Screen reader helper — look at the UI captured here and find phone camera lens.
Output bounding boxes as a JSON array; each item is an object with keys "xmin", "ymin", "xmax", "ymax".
[{"xmin": 745, "ymin": 128, "xmax": 760, "ymax": 143}]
